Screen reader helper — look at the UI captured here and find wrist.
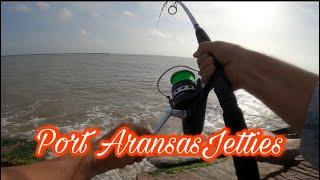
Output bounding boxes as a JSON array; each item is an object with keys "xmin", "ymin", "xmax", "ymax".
[
  {"xmin": 224, "ymin": 45, "xmax": 254, "ymax": 90},
  {"xmin": 236, "ymin": 47, "xmax": 264, "ymax": 92},
  {"xmin": 73, "ymin": 155, "xmax": 94, "ymax": 180}
]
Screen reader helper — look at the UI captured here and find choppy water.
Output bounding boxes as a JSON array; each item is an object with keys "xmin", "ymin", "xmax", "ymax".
[{"xmin": 1, "ymin": 53, "xmax": 288, "ymax": 179}]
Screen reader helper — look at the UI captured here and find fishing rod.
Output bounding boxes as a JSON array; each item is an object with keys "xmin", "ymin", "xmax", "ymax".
[{"xmin": 155, "ymin": 1, "xmax": 260, "ymax": 179}]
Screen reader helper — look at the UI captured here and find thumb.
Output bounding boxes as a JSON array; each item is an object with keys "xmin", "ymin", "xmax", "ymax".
[{"xmin": 193, "ymin": 41, "xmax": 214, "ymax": 58}]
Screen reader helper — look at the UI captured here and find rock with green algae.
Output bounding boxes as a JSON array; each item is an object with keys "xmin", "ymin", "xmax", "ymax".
[
  {"xmin": 148, "ymin": 157, "xmax": 203, "ymax": 169},
  {"xmin": 1, "ymin": 138, "xmax": 44, "ymax": 167},
  {"xmin": 137, "ymin": 157, "xmax": 238, "ymax": 180}
]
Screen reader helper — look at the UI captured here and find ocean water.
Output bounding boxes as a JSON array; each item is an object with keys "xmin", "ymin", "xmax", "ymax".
[{"xmin": 1, "ymin": 53, "xmax": 288, "ymax": 179}]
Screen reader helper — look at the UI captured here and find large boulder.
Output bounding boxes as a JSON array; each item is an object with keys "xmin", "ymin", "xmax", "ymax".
[
  {"xmin": 138, "ymin": 131, "xmax": 317, "ymax": 180},
  {"xmin": 255, "ymin": 139, "xmax": 301, "ymax": 167},
  {"xmin": 138, "ymin": 157, "xmax": 285, "ymax": 180}
]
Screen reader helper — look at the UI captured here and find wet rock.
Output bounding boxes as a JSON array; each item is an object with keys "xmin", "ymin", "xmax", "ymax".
[
  {"xmin": 148, "ymin": 138, "xmax": 301, "ymax": 169},
  {"xmin": 264, "ymin": 157, "xmax": 319, "ymax": 180},
  {"xmin": 139, "ymin": 157, "xmax": 319, "ymax": 180},
  {"xmin": 138, "ymin": 157, "xmax": 285, "ymax": 180},
  {"xmin": 271, "ymin": 127, "xmax": 299, "ymax": 139},
  {"xmin": 138, "ymin": 158, "xmax": 237, "ymax": 180},
  {"xmin": 255, "ymin": 139, "xmax": 301, "ymax": 167},
  {"xmin": 257, "ymin": 162, "xmax": 284, "ymax": 179},
  {"xmin": 138, "ymin": 137, "xmax": 315, "ymax": 180}
]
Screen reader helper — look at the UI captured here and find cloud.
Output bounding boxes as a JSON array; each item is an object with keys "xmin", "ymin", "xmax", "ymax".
[
  {"xmin": 91, "ymin": 11, "xmax": 105, "ymax": 19},
  {"xmin": 36, "ymin": 2, "xmax": 50, "ymax": 11},
  {"xmin": 137, "ymin": 2, "xmax": 147, "ymax": 8},
  {"xmin": 91, "ymin": 11, "xmax": 99, "ymax": 18},
  {"xmin": 58, "ymin": 8, "xmax": 72, "ymax": 22},
  {"xmin": 16, "ymin": 4, "xmax": 31, "ymax": 13},
  {"xmin": 123, "ymin": 10, "xmax": 134, "ymax": 17},
  {"xmin": 176, "ymin": 36, "xmax": 186, "ymax": 44},
  {"xmin": 149, "ymin": 28, "xmax": 170, "ymax": 39},
  {"xmin": 80, "ymin": 29, "xmax": 87, "ymax": 36}
]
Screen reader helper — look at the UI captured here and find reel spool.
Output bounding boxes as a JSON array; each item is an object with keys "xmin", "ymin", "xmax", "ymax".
[{"xmin": 170, "ymin": 70, "xmax": 198, "ymax": 110}]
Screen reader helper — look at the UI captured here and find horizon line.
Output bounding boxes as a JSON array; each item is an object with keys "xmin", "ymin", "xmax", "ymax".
[{"xmin": 0, "ymin": 52, "xmax": 193, "ymax": 59}]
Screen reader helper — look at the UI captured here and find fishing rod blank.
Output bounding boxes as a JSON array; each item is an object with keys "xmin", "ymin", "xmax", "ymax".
[{"xmin": 159, "ymin": 1, "xmax": 260, "ymax": 179}]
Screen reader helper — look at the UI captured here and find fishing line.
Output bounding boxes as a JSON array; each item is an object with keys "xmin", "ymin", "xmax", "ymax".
[
  {"xmin": 157, "ymin": 1, "xmax": 199, "ymax": 29},
  {"xmin": 157, "ymin": 1, "xmax": 179, "ymax": 28},
  {"xmin": 156, "ymin": 1, "xmax": 201, "ymax": 101}
]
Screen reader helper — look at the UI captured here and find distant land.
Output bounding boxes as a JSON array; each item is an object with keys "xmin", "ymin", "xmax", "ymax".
[
  {"xmin": 1, "ymin": 52, "xmax": 111, "ymax": 57},
  {"xmin": 0, "ymin": 52, "xmax": 192, "ymax": 59}
]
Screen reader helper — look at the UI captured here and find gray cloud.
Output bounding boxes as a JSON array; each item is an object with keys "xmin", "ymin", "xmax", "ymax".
[
  {"xmin": 36, "ymin": 2, "xmax": 50, "ymax": 11},
  {"xmin": 80, "ymin": 29, "xmax": 87, "ymax": 36},
  {"xmin": 58, "ymin": 8, "xmax": 72, "ymax": 22},
  {"xmin": 16, "ymin": 3, "xmax": 31, "ymax": 13},
  {"xmin": 149, "ymin": 28, "xmax": 170, "ymax": 39},
  {"xmin": 123, "ymin": 10, "xmax": 134, "ymax": 17}
]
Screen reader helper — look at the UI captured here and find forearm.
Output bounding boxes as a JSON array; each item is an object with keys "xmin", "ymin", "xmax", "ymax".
[
  {"xmin": 241, "ymin": 48, "xmax": 318, "ymax": 134},
  {"xmin": 1, "ymin": 123, "xmax": 149, "ymax": 180},
  {"xmin": 1, "ymin": 156, "xmax": 91, "ymax": 180}
]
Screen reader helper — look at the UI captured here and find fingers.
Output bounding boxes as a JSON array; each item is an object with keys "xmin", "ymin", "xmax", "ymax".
[
  {"xmin": 99, "ymin": 122, "xmax": 151, "ymax": 141},
  {"xmin": 108, "ymin": 123, "xmax": 149, "ymax": 164},
  {"xmin": 193, "ymin": 41, "xmax": 244, "ymax": 89},
  {"xmin": 193, "ymin": 41, "xmax": 217, "ymax": 58},
  {"xmin": 194, "ymin": 42, "xmax": 219, "ymax": 84},
  {"xmin": 196, "ymin": 53, "xmax": 215, "ymax": 84},
  {"xmin": 197, "ymin": 54, "xmax": 213, "ymax": 71},
  {"xmin": 200, "ymin": 63, "xmax": 215, "ymax": 84},
  {"xmin": 94, "ymin": 123, "xmax": 150, "ymax": 170}
]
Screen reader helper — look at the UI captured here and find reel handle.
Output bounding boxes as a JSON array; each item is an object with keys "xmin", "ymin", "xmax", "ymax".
[{"xmin": 195, "ymin": 26, "xmax": 260, "ymax": 180}]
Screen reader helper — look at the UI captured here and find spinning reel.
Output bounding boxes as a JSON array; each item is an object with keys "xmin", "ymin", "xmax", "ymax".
[{"xmin": 155, "ymin": 66, "xmax": 214, "ymax": 135}]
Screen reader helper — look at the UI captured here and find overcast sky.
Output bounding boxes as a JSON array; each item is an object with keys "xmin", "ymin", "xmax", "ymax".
[{"xmin": 1, "ymin": 1, "xmax": 319, "ymax": 73}]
